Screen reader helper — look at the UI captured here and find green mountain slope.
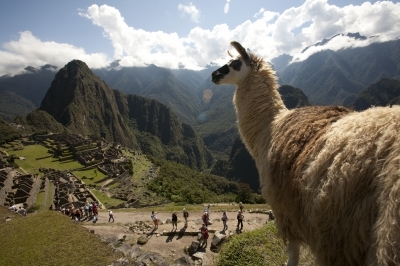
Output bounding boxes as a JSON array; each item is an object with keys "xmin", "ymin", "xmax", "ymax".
[
  {"xmin": 94, "ymin": 64, "xmax": 201, "ymax": 124},
  {"xmin": 20, "ymin": 60, "xmax": 214, "ymax": 171},
  {"xmin": 0, "ymin": 117, "xmax": 21, "ymax": 144},
  {"xmin": 0, "ymin": 90, "xmax": 37, "ymax": 122},
  {"xmin": 39, "ymin": 60, "xmax": 138, "ymax": 148},
  {"xmin": 0, "ymin": 65, "xmax": 57, "ymax": 121},
  {"xmin": 114, "ymin": 91, "xmax": 214, "ymax": 170},
  {"xmin": 352, "ymin": 78, "xmax": 400, "ymax": 111}
]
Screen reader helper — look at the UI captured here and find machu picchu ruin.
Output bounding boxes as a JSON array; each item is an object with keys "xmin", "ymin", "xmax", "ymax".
[{"xmin": 0, "ymin": 133, "xmax": 163, "ymax": 212}]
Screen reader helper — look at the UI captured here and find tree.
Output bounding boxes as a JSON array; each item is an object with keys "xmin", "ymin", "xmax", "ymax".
[{"xmin": 236, "ymin": 183, "xmax": 254, "ymax": 203}]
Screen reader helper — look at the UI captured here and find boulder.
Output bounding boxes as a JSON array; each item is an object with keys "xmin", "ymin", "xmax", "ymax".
[
  {"xmin": 109, "ymin": 257, "xmax": 130, "ymax": 266},
  {"xmin": 174, "ymin": 255, "xmax": 194, "ymax": 266},
  {"xmin": 117, "ymin": 243, "xmax": 134, "ymax": 256},
  {"xmin": 130, "ymin": 246, "xmax": 144, "ymax": 259},
  {"xmin": 187, "ymin": 241, "xmax": 199, "ymax": 255},
  {"xmin": 133, "ymin": 252, "xmax": 170, "ymax": 266},
  {"xmin": 192, "ymin": 252, "xmax": 205, "ymax": 260},
  {"xmin": 210, "ymin": 232, "xmax": 227, "ymax": 251},
  {"xmin": 137, "ymin": 236, "xmax": 148, "ymax": 245},
  {"xmin": 117, "ymin": 234, "xmax": 126, "ymax": 242}
]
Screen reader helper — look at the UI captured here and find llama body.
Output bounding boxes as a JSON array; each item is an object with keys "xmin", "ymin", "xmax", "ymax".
[{"xmin": 212, "ymin": 41, "xmax": 400, "ymax": 266}]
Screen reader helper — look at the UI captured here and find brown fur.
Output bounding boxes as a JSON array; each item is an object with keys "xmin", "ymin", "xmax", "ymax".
[{"xmin": 214, "ymin": 41, "xmax": 400, "ymax": 266}]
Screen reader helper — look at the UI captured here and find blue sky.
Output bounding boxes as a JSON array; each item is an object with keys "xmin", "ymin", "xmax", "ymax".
[{"xmin": 1, "ymin": 0, "xmax": 399, "ymax": 76}]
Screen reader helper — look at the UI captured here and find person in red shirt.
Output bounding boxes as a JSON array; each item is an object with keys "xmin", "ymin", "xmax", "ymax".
[{"xmin": 200, "ymin": 227, "xmax": 209, "ymax": 248}]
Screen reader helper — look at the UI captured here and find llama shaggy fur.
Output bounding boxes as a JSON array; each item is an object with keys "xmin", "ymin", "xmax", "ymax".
[{"xmin": 211, "ymin": 41, "xmax": 400, "ymax": 266}]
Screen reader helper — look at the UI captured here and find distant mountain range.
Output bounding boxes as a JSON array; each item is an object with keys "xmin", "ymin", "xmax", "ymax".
[
  {"xmin": 1, "ymin": 35, "xmax": 400, "ymax": 185},
  {"xmin": 0, "ymin": 33, "xmax": 400, "ymax": 159},
  {"xmin": 10, "ymin": 60, "xmax": 214, "ymax": 171},
  {"xmin": 278, "ymin": 38, "xmax": 400, "ymax": 106}
]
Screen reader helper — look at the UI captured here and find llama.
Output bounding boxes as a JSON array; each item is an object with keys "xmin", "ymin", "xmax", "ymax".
[{"xmin": 211, "ymin": 41, "xmax": 400, "ymax": 266}]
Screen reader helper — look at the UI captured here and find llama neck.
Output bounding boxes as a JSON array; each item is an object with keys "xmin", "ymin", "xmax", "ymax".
[{"xmin": 233, "ymin": 71, "xmax": 287, "ymax": 155}]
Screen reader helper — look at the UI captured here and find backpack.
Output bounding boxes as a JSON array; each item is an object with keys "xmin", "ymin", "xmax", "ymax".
[{"xmin": 184, "ymin": 211, "xmax": 189, "ymax": 218}]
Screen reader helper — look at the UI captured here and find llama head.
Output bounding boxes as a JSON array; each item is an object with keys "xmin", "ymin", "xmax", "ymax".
[{"xmin": 211, "ymin": 41, "xmax": 252, "ymax": 85}]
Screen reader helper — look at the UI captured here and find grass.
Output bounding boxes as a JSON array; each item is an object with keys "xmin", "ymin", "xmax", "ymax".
[
  {"xmin": 125, "ymin": 151, "xmax": 154, "ymax": 185},
  {"xmin": 35, "ymin": 191, "xmax": 45, "ymax": 207},
  {"xmin": 0, "ymin": 207, "xmax": 119, "ymax": 266},
  {"xmin": 43, "ymin": 181, "xmax": 54, "ymax": 210},
  {"xmin": 215, "ymin": 222, "xmax": 315, "ymax": 266},
  {"xmin": 91, "ymin": 190, "xmax": 125, "ymax": 208},
  {"xmin": 8, "ymin": 145, "xmax": 81, "ymax": 174},
  {"xmin": 108, "ymin": 182, "xmax": 120, "ymax": 188},
  {"xmin": 72, "ymin": 168, "xmax": 106, "ymax": 186},
  {"xmin": 30, "ymin": 180, "xmax": 53, "ymax": 212}
]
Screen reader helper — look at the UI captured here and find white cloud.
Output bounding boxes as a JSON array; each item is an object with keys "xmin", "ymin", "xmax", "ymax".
[
  {"xmin": 178, "ymin": 2, "xmax": 200, "ymax": 23},
  {"xmin": 0, "ymin": 0, "xmax": 400, "ymax": 76},
  {"xmin": 80, "ymin": 4, "xmax": 204, "ymax": 70},
  {"xmin": 224, "ymin": 0, "xmax": 231, "ymax": 14},
  {"xmin": 0, "ymin": 31, "xmax": 109, "ymax": 76},
  {"xmin": 229, "ymin": 0, "xmax": 400, "ymax": 63},
  {"xmin": 254, "ymin": 7, "xmax": 265, "ymax": 18}
]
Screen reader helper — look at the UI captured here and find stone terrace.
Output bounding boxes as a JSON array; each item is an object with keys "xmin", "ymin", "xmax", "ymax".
[
  {"xmin": 41, "ymin": 168, "xmax": 98, "ymax": 209},
  {"xmin": 0, "ymin": 169, "xmax": 41, "ymax": 207}
]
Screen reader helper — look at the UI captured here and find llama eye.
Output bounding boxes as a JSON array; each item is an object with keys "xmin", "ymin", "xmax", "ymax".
[{"xmin": 229, "ymin": 59, "xmax": 242, "ymax": 71}]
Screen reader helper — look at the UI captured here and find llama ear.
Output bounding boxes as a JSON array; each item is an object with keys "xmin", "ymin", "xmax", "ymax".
[{"xmin": 230, "ymin": 41, "xmax": 250, "ymax": 63}]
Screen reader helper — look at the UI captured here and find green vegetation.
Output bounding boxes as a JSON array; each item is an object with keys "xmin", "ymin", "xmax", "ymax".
[
  {"xmin": 352, "ymin": 78, "xmax": 400, "ymax": 111},
  {"xmin": 35, "ymin": 191, "xmax": 46, "ymax": 207},
  {"xmin": 0, "ymin": 116, "xmax": 22, "ymax": 144},
  {"xmin": 215, "ymin": 223, "xmax": 315, "ymax": 266},
  {"xmin": 3, "ymin": 142, "xmax": 262, "ymax": 209},
  {"xmin": 128, "ymin": 153, "xmax": 153, "ymax": 184},
  {"xmin": 91, "ymin": 190, "xmax": 125, "ymax": 208},
  {"xmin": 73, "ymin": 168, "xmax": 106, "ymax": 186},
  {"xmin": 7, "ymin": 145, "xmax": 81, "ymax": 173},
  {"xmin": 147, "ymin": 156, "xmax": 242, "ymax": 204},
  {"xmin": 0, "ymin": 207, "xmax": 119, "ymax": 266},
  {"xmin": 34, "ymin": 182, "xmax": 54, "ymax": 211}
]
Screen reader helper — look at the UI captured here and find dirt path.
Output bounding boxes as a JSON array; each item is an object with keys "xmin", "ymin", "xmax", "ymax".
[{"xmin": 82, "ymin": 210, "xmax": 269, "ymax": 264}]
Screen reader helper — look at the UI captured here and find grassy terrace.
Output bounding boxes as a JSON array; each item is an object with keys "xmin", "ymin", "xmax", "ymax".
[
  {"xmin": 130, "ymin": 154, "xmax": 154, "ymax": 183},
  {"xmin": 7, "ymin": 145, "xmax": 81, "ymax": 174},
  {"xmin": 73, "ymin": 168, "xmax": 106, "ymax": 186},
  {"xmin": 34, "ymin": 181, "xmax": 55, "ymax": 210},
  {"xmin": 91, "ymin": 190, "xmax": 125, "ymax": 207},
  {"xmin": 0, "ymin": 207, "xmax": 119, "ymax": 266}
]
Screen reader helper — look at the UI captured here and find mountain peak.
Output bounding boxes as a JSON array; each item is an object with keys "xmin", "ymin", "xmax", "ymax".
[
  {"xmin": 302, "ymin": 32, "xmax": 367, "ymax": 53},
  {"xmin": 39, "ymin": 59, "xmax": 137, "ymax": 147},
  {"xmin": 24, "ymin": 66, "xmax": 39, "ymax": 74}
]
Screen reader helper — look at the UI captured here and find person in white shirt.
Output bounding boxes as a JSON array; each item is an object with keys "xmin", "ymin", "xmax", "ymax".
[{"xmin": 108, "ymin": 210, "xmax": 114, "ymax": 223}]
